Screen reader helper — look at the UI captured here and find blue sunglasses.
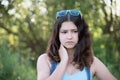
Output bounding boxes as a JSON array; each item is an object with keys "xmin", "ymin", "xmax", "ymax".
[{"xmin": 56, "ymin": 10, "xmax": 82, "ymax": 18}]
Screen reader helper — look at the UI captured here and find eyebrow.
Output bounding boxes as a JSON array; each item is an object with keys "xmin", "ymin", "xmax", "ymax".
[{"xmin": 60, "ymin": 28, "xmax": 77, "ymax": 31}]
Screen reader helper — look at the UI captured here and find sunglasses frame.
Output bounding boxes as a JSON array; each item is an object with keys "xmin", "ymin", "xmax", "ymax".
[{"xmin": 56, "ymin": 10, "xmax": 82, "ymax": 18}]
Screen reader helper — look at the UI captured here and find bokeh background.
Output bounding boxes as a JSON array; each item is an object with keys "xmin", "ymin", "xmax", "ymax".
[{"xmin": 0, "ymin": 0, "xmax": 120, "ymax": 80}]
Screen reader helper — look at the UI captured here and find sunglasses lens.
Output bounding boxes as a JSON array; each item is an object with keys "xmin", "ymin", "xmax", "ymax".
[
  {"xmin": 57, "ymin": 10, "xmax": 67, "ymax": 18},
  {"xmin": 70, "ymin": 10, "xmax": 80, "ymax": 16}
]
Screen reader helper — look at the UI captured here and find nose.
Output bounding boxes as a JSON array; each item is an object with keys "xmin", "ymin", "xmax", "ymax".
[{"xmin": 67, "ymin": 32, "xmax": 73, "ymax": 39}]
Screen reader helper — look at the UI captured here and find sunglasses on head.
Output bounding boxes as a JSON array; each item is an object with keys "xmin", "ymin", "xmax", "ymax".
[{"xmin": 56, "ymin": 10, "xmax": 82, "ymax": 18}]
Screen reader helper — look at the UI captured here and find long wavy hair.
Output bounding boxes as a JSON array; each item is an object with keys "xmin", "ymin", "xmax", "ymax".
[{"xmin": 46, "ymin": 12, "xmax": 94, "ymax": 70}]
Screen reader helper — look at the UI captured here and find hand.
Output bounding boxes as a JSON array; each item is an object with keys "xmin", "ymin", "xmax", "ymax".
[{"xmin": 59, "ymin": 44, "xmax": 68, "ymax": 62}]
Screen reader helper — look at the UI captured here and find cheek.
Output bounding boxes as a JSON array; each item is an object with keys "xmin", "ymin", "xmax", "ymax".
[
  {"xmin": 59, "ymin": 34, "xmax": 62, "ymax": 42},
  {"xmin": 59, "ymin": 34, "xmax": 65, "ymax": 43},
  {"xmin": 75, "ymin": 34, "xmax": 79, "ymax": 42}
]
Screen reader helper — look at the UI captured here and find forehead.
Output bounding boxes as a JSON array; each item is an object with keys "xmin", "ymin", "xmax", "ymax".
[{"xmin": 60, "ymin": 21, "xmax": 77, "ymax": 30}]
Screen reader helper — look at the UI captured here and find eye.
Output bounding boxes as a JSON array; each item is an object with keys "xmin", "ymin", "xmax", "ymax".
[
  {"xmin": 61, "ymin": 31, "xmax": 67, "ymax": 34},
  {"xmin": 73, "ymin": 30, "xmax": 78, "ymax": 33}
]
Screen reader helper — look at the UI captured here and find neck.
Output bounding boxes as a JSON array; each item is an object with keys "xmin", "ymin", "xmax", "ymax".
[{"xmin": 66, "ymin": 48, "xmax": 75, "ymax": 63}]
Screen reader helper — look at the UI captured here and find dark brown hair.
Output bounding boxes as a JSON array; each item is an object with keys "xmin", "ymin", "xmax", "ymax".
[{"xmin": 46, "ymin": 12, "xmax": 93, "ymax": 70}]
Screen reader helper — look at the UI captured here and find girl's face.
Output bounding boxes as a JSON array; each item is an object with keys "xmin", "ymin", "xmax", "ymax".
[{"xmin": 59, "ymin": 21, "xmax": 78, "ymax": 49}]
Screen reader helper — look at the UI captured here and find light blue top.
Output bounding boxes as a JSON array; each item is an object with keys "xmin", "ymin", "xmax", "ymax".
[
  {"xmin": 62, "ymin": 67, "xmax": 92, "ymax": 80},
  {"xmin": 50, "ymin": 62, "xmax": 92, "ymax": 80}
]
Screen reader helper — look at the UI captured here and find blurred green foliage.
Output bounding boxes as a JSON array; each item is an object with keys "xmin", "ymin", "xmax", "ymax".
[
  {"xmin": 0, "ymin": 39, "xmax": 36, "ymax": 80},
  {"xmin": 0, "ymin": 0, "xmax": 120, "ymax": 80}
]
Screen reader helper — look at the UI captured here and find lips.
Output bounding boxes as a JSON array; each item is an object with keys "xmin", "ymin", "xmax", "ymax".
[{"xmin": 66, "ymin": 41, "xmax": 74, "ymax": 43}]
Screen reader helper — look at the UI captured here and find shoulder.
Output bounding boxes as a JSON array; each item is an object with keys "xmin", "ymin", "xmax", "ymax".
[
  {"xmin": 37, "ymin": 53, "xmax": 52, "ymax": 80},
  {"xmin": 37, "ymin": 53, "xmax": 49, "ymax": 61},
  {"xmin": 92, "ymin": 56, "xmax": 111, "ymax": 73},
  {"xmin": 37, "ymin": 53, "xmax": 51, "ymax": 61},
  {"xmin": 92, "ymin": 56, "xmax": 106, "ymax": 69},
  {"xmin": 91, "ymin": 56, "xmax": 102, "ymax": 66},
  {"xmin": 91, "ymin": 56, "xmax": 104, "ymax": 71},
  {"xmin": 90, "ymin": 56, "xmax": 105, "ymax": 75},
  {"xmin": 37, "ymin": 53, "xmax": 51, "ymax": 68},
  {"xmin": 91, "ymin": 56, "xmax": 117, "ymax": 80},
  {"xmin": 92, "ymin": 56, "xmax": 101, "ymax": 65}
]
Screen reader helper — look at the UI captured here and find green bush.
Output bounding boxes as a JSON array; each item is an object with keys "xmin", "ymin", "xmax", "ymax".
[{"xmin": 0, "ymin": 39, "xmax": 36, "ymax": 80}]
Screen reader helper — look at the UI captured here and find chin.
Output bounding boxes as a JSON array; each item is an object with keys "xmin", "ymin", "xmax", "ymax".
[{"xmin": 64, "ymin": 45, "xmax": 75, "ymax": 49}]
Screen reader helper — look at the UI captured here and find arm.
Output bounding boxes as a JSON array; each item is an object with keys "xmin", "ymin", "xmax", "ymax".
[
  {"xmin": 93, "ymin": 57, "xmax": 117, "ymax": 80},
  {"xmin": 37, "ymin": 54, "xmax": 50, "ymax": 80},
  {"xmin": 37, "ymin": 45, "xmax": 68, "ymax": 80}
]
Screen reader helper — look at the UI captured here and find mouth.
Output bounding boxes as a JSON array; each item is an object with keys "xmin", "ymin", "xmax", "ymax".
[{"xmin": 66, "ymin": 41, "xmax": 74, "ymax": 44}]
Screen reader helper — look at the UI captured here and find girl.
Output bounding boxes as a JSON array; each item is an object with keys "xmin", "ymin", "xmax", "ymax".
[{"xmin": 37, "ymin": 10, "xmax": 117, "ymax": 80}]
